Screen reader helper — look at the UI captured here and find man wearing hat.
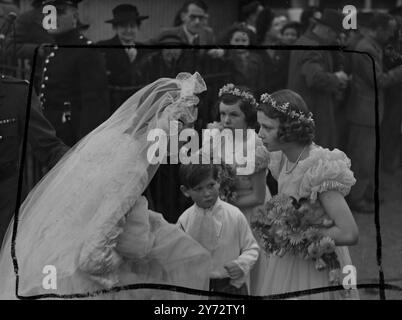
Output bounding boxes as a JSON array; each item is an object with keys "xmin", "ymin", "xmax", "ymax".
[
  {"xmin": 97, "ymin": 4, "xmax": 149, "ymax": 112},
  {"xmin": 11, "ymin": 0, "xmax": 54, "ymax": 88},
  {"xmin": 288, "ymin": 8, "xmax": 348, "ymax": 150},
  {"xmin": 39, "ymin": 0, "xmax": 110, "ymax": 146}
]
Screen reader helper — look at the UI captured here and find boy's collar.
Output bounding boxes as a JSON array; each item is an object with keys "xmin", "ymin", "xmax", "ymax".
[{"xmin": 194, "ymin": 197, "xmax": 223, "ymax": 215}]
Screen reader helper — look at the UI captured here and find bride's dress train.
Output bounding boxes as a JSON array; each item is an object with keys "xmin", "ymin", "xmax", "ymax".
[{"xmin": 0, "ymin": 73, "xmax": 212, "ymax": 299}]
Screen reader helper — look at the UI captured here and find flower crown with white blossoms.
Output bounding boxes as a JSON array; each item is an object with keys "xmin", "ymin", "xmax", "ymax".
[
  {"xmin": 260, "ymin": 93, "xmax": 315, "ymax": 124},
  {"xmin": 219, "ymin": 83, "xmax": 258, "ymax": 108}
]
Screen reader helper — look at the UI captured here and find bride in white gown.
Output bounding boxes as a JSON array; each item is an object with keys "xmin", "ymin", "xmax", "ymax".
[{"xmin": 0, "ymin": 72, "xmax": 212, "ymax": 299}]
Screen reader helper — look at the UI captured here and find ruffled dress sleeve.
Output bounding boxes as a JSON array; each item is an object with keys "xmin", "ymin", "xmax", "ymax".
[{"xmin": 298, "ymin": 147, "xmax": 356, "ymax": 201}]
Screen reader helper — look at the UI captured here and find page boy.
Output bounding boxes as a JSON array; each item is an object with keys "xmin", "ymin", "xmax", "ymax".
[{"xmin": 177, "ymin": 162, "xmax": 259, "ymax": 296}]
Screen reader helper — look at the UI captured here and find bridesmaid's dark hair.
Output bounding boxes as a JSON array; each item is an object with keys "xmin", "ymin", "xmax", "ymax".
[
  {"xmin": 258, "ymin": 89, "xmax": 315, "ymax": 145},
  {"xmin": 217, "ymin": 85, "xmax": 258, "ymax": 129}
]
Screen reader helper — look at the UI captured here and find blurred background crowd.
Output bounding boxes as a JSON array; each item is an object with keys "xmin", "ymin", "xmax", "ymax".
[{"xmin": 1, "ymin": 0, "xmax": 402, "ymax": 222}]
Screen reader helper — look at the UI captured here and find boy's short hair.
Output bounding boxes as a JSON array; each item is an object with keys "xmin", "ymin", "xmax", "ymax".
[{"xmin": 179, "ymin": 162, "xmax": 220, "ymax": 189}]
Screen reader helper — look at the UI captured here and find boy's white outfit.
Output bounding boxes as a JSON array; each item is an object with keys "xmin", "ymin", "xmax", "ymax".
[{"xmin": 178, "ymin": 198, "xmax": 260, "ymax": 288}]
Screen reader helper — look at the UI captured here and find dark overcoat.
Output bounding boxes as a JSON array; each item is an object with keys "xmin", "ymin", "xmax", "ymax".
[
  {"xmin": 40, "ymin": 30, "xmax": 111, "ymax": 146},
  {"xmin": 287, "ymin": 31, "xmax": 342, "ymax": 149}
]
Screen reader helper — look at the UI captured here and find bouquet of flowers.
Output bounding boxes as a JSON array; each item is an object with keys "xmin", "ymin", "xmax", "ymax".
[
  {"xmin": 251, "ymin": 194, "xmax": 341, "ymax": 285},
  {"xmin": 206, "ymin": 121, "xmax": 224, "ymax": 131}
]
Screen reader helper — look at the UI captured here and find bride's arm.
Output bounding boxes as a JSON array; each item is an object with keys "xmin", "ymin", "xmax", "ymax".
[
  {"xmin": 318, "ymin": 190, "xmax": 359, "ymax": 246},
  {"xmin": 232, "ymin": 170, "xmax": 266, "ymax": 209},
  {"xmin": 115, "ymin": 197, "xmax": 154, "ymax": 260}
]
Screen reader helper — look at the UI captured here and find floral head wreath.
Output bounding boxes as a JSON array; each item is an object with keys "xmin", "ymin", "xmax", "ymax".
[
  {"xmin": 218, "ymin": 83, "xmax": 258, "ymax": 108},
  {"xmin": 260, "ymin": 93, "xmax": 315, "ymax": 124}
]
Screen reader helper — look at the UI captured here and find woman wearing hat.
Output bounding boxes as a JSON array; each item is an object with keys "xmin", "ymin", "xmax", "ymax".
[{"xmin": 97, "ymin": 4, "xmax": 149, "ymax": 112}]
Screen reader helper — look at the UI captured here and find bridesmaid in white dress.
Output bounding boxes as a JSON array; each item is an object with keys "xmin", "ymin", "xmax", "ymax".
[
  {"xmin": 256, "ymin": 89, "xmax": 359, "ymax": 299},
  {"xmin": 208, "ymin": 84, "xmax": 271, "ymax": 296}
]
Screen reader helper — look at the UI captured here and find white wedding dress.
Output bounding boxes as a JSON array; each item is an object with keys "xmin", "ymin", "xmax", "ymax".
[{"xmin": 0, "ymin": 73, "xmax": 212, "ymax": 299}]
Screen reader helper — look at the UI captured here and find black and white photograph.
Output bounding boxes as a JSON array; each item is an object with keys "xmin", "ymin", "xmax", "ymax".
[{"xmin": 0, "ymin": 0, "xmax": 401, "ymax": 304}]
